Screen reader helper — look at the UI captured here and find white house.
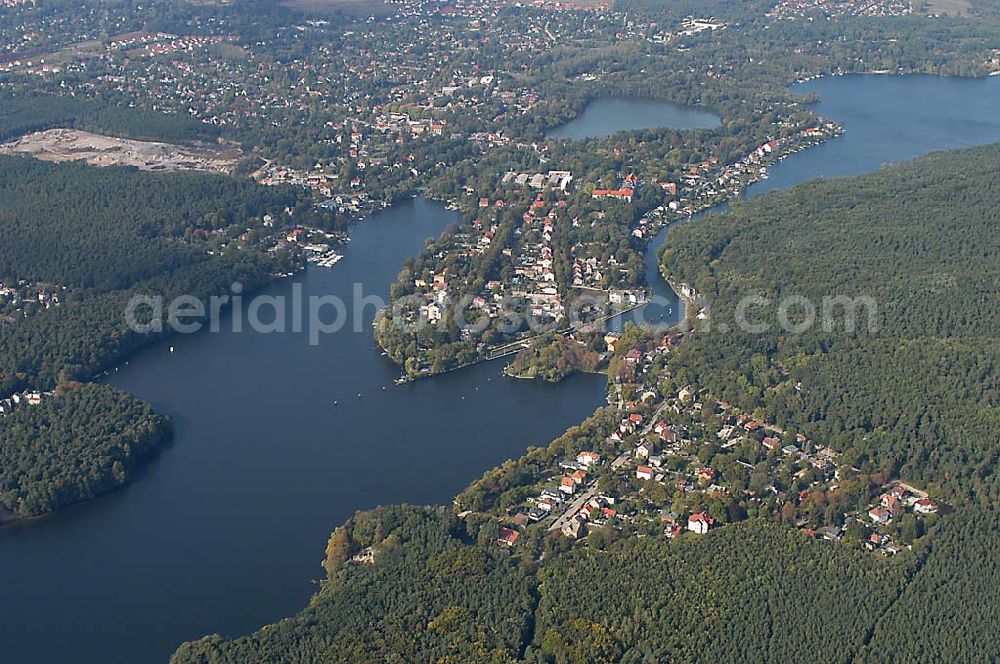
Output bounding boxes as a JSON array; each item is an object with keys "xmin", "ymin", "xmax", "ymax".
[
  {"xmin": 868, "ymin": 507, "xmax": 891, "ymax": 524},
  {"xmin": 687, "ymin": 512, "xmax": 715, "ymax": 534},
  {"xmin": 559, "ymin": 476, "xmax": 576, "ymax": 495},
  {"xmin": 635, "ymin": 441, "xmax": 655, "ymax": 459}
]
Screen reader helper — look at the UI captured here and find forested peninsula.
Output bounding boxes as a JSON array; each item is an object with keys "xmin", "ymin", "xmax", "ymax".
[
  {"xmin": 0, "ymin": 154, "xmax": 322, "ymax": 520},
  {"xmin": 0, "ymin": 383, "xmax": 171, "ymax": 520}
]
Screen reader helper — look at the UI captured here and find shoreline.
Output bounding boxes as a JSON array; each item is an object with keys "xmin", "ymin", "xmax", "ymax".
[
  {"xmin": 374, "ymin": 119, "xmax": 845, "ymax": 381},
  {"xmin": 62, "ymin": 71, "xmax": 1000, "ymax": 661},
  {"xmin": 0, "ymin": 415, "xmax": 174, "ymax": 530},
  {"xmin": 0, "ymin": 87, "xmax": 840, "ymax": 527}
]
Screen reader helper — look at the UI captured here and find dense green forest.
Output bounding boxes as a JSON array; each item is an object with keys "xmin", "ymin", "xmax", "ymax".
[
  {"xmin": 0, "ymin": 155, "xmax": 316, "ymax": 393},
  {"xmin": 172, "ymin": 144, "xmax": 1000, "ymax": 664},
  {"xmin": 172, "ymin": 505, "xmax": 913, "ymax": 664},
  {"xmin": 0, "ymin": 154, "xmax": 314, "ymax": 515},
  {"xmin": 660, "ymin": 144, "xmax": 1000, "ymax": 488},
  {"xmin": 0, "ymin": 93, "xmax": 220, "ymax": 143},
  {"xmin": 507, "ymin": 334, "xmax": 601, "ymax": 382},
  {"xmin": 0, "ymin": 155, "xmax": 297, "ymax": 291},
  {"xmin": 0, "ymin": 383, "xmax": 171, "ymax": 518},
  {"xmin": 531, "ymin": 520, "xmax": 911, "ymax": 663}
]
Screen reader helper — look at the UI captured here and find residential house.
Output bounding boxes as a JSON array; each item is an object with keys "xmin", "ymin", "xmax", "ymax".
[
  {"xmin": 591, "ymin": 188, "xmax": 634, "ymax": 202},
  {"xmin": 635, "ymin": 441, "xmax": 655, "ymax": 459},
  {"xmin": 868, "ymin": 532, "xmax": 888, "ymax": 549},
  {"xmin": 541, "ymin": 489, "xmax": 563, "ymax": 502},
  {"xmin": 880, "ymin": 494, "xmax": 904, "ymax": 516},
  {"xmin": 511, "ymin": 513, "xmax": 530, "ymax": 528},
  {"xmin": 687, "ymin": 512, "xmax": 715, "ymax": 534},
  {"xmin": 561, "ymin": 517, "xmax": 584, "ymax": 540},
  {"xmin": 819, "ymin": 526, "xmax": 842, "ymax": 541},
  {"xmin": 868, "ymin": 507, "xmax": 891, "ymax": 524},
  {"xmin": 350, "ymin": 547, "xmax": 376, "ymax": 564},
  {"xmin": 697, "ymin": 467, "xmax": 717, "ymax": 484},
  {"xmin": 560, "ymin": 476, "xmax": 577, "ymax": 495},
  {"xmin": 497, "ymin": 527, "xmax": 520, "ymax": 547}
]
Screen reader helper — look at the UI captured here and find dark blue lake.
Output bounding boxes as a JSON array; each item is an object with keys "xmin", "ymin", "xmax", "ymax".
[
  {"xmin": 546, "ymin": 97, "xmax": 721, "ymax": 140},
  {"xmin": 0, "ymin": 197, "xmax": 607, "ymax": 663},
  {"xmin": 637, "ymin": 74, "xmax": 1000, "ymax": 328},
  {"xmin": 1, "ymin": 74, "xmax": 1000, "ymax": 664},
  {"xmin": 751, "ymin": 74, "xmax": 1000, "ymax": 196}
]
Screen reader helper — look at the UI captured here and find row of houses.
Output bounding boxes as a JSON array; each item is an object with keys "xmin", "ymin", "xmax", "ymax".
[
  {"xmin": 868, "ymin": 483, "xmax": 939, "ymax": 523},
  {"xmin": 501, "ymin": 170, "xmax": 573, "ymax": 191},
  {"xmin": 0, "ymin": 390, "xmax": 46, "ymax": 416},
  {"xmin": 0, "ymin": 280, "xmax": 62, "ymax": 325},
  {"xmin": 592, "ymin": 172, "xmax": 638, "ymax": 202},
  {"xmin": 512, "ymin": 197, "xmax": 565, "ymax": 320}
]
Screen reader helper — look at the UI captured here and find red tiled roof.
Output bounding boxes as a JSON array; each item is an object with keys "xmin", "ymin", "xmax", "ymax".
[{"xmin": 497, "ymin": 527, "xmax": 520, "ymax": 545}]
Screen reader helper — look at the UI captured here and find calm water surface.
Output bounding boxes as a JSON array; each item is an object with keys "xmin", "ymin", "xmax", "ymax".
[
  {"xmin": 638, "ymin": 74, "xmax": 1000, "ymax": 327},
  {"xmin": 546, "ymin": 97, "xmax": 721, "ymax": 140},
  {"xmin": 0, "ymin": 198, "xmax": 607, "ymax": 663},
  {"xmin": 2, "ymin": 75, "xmax": 1000, "ymax": 664}
]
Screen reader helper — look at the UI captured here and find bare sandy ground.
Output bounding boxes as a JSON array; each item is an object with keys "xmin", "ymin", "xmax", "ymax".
[
  {"xmin": 922, "ymin": 0, "xmax": 971, "ymax": 16},
  {"xmin": 0, "ymin": 128, "xmax": 243, "ymax": 174}
]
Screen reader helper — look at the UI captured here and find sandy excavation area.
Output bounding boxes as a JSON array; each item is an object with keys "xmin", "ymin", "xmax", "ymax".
[{"xmin": 0, "ymin": 128, "xmax": 243, "ymax": 174}]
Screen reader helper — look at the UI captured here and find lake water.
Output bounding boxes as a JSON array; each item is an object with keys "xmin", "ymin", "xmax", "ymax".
[
  {"xmin": 636, "ymin": 74, "xmax": 1000, "ymax": 329},
  {"xmin": 546, "ymin": 97, "xmax": 721, "ymax": 140},
  {"xmin": 2, "ymin": 74, "xmax": 1000, "ymax": 664},
  {"xmin": 0, "ymin": 198, "xmax": 608, "ymax": 663}
]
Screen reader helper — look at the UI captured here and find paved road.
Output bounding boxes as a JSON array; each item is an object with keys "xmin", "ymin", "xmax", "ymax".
[
  {"xmin": 548, "ymin": 401, "xmax": 671, "ymax": 532},
  {"xmin": 548, "ymin": 479, "xmax": 605, "ymax": 532}
]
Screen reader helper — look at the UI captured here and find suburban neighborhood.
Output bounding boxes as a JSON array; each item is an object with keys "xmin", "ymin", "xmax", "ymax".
[{"xmin": 468, "ymin": 328, "xmax": 944, "ymax": 558}]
